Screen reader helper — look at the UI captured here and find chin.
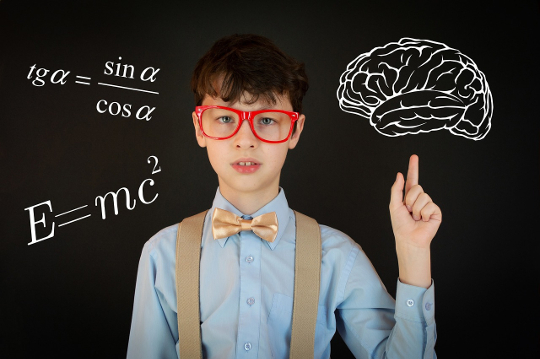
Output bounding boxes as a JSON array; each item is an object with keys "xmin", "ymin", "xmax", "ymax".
[{"xmin": 224, "ymin": 178, "xmax": 270, "ymax": 194}]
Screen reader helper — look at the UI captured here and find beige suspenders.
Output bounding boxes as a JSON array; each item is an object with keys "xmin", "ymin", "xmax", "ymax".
[
  {"xmin": 175, "ymin": 210, "xmax": 322, "ymax": 359},
  {"xmin": 175, "ymin": 210, "xmax": 207, "ymax": 358},
  {"xmin": 288, "ymin": 211, "xmax": 321, "ymax": 359}
]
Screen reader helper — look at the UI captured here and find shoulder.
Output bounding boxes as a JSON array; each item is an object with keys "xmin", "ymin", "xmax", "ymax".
[
  {"xmin": 140, "ymin": 210, "xmax": 209, "ymax": 261},
  {"xmin": 140, "ymin": 223, "xmax": 179, "ymax": 262},
  {"xmin": 318, "ymin": 223, "xmax": 362, "ymax": 258},
  {"xmin": 294, "ymin": 212, "xmax": 377, "ymax": 275},
  {"xmin": 293, "ymin": 211, "xmax": 360, "ymax": 253}
]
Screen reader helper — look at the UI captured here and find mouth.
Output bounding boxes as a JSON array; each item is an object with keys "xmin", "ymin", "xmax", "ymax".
[
  {"xmin": 236, "ymin": 161, "xmax": 258, "ymax": 166},
  {"xmin": 231, "ymin": 159, "xmax": 261, "ymax": 173}
]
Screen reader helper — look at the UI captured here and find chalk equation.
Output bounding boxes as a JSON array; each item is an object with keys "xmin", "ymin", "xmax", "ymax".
[
  {"xmin": 24, "ymin": 156, "xmax": 161, "ymax": 246},
  {"xmin": 26, "ymin": 57, "xmax": 160, "ymax": 121}
]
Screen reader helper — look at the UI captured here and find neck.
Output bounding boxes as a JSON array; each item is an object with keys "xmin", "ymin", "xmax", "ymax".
[{"xmin": 219, "ymin": 186, "xmax": 280, "ymax": 215}]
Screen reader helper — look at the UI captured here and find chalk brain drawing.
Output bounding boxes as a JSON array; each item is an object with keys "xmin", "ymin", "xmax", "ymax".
[{"xmin": 337, "ymin": 38, "xmax": 493, "ymax": 140}]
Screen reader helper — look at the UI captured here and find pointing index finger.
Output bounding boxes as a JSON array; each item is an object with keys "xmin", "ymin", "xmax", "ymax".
[{"xmin": 405, "ymin": 154, "xmax": 419, "ymax": 195}]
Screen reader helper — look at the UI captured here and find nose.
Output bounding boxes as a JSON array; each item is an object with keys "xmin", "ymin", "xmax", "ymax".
[{"xmin": 233, "ymin": 119, "xmax": 257, "ymax": 148}]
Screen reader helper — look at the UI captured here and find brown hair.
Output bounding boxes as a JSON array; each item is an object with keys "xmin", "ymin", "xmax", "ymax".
[{"xmin": 191, "ymin": 34, "xmax": 309, "ymax": 113}]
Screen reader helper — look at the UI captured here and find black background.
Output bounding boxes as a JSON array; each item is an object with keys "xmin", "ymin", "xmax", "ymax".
[{"xmin": 1, "ymin": 0, "xmax": 539, "ymax": 357}]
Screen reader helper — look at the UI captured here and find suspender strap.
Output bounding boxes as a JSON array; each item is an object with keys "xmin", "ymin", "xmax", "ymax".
[
  {"xmin": 176, "ymin": 210, "xmax": 207, "ymax": 359},
  {"xmin": 176, "ymin": 210, "xmax": 321, "ymax": 358},
  {"xmin": 289, "ymin": 210, "xmax": 321, "ymax": 359}
]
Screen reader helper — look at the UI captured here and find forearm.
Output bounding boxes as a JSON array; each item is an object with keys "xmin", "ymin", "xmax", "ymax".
[
  {"xmin": 396, "ymin": 243, "xmax": 431, "ymax": 288},
  {"xmin": 339, "ymin": 278, "xmax": 437, "ymax": 359},
  {"xmin": 388, "ymin": 280, "xmax": 437, "ymax": 359}
]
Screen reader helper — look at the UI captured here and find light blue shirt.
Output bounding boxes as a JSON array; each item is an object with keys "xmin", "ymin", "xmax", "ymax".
[{"xmin": 127, "ymin": 188, "xmax": 436, "ymax": 358}]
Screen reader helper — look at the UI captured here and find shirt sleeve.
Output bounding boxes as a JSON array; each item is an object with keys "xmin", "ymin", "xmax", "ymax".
[
  {"xmin": 391, "ymin": 280, "xmax": 436, "ymax": 359},
  {"xmin": 335, "ymin": 245, "xmax": 436, "ymax": 359},
  {"xmin": 126, "ymin": 240, "xmax": 178, "ymax": 359}
]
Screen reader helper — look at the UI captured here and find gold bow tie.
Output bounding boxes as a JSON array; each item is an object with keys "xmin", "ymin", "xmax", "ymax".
[{"xmin": 211, "ymin": 208, "xmax": 278, "ymax": 242}]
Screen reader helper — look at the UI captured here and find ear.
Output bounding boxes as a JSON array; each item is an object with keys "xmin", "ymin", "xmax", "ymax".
[
  {"xmin": 288, "ymin": 114, "xmax": 305, "ymax": 150},
  {"xmin": 193, "ymin": 111, "xmax": 207, "ymax": 148}
]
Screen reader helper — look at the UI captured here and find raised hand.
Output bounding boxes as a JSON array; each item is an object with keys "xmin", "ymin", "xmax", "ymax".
[{"xmin": 389, "ymin": 155, "xmax": 442, "ymax": 287}]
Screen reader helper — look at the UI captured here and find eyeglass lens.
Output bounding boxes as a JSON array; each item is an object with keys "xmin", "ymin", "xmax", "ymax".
[{"xmin": 201, "ymin": 108, "xmax": 292, "ymax": 141}]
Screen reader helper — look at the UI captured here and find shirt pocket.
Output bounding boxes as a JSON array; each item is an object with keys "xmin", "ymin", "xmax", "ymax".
[{"xmin": 267, "ymin": 293, "xmax": 328, "ymax": 359}]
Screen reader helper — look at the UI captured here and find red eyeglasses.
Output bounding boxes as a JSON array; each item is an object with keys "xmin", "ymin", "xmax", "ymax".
[{"xmin": 195, "ymin": 105, "xmax": 299, "ymax": 143}]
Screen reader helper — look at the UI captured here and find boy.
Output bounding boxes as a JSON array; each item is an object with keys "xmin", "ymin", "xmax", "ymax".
[{"xmin": 127, "ymin": 34, "xmax": 441, "ymax": 358}]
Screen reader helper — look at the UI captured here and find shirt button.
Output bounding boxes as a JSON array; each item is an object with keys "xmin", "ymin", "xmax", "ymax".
[
  {"xmin": 246, "ymin": 255, "xmax": 254, "ymax": 263},
  {"xmin": 244, "ymin": 342, "xmax": 252, "ymax": 351},
  {"xmin": 406, "ymin": 299, "xmax": 415, "ymax": 307},
  {"xmin": 425, "ymin": 302, "xmax": 432, "ymax": 311},
  {"xmin": 246, "ymin": 297, "xmax": 255, "ymax": 306}
]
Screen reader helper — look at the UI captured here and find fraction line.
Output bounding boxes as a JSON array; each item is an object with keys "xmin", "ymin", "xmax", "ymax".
[{"xmin": 97, "ymin": 82, "xmax": 159, "ymax": 95}]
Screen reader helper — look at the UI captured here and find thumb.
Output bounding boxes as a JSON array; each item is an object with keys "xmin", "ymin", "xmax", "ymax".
[{"xmin": 390, "ymin": 172, "xmax": 405, "ymax": 210}]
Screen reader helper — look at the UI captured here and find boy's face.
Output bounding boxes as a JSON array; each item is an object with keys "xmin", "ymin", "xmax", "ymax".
[{"xmin": 192, "ymin": 92, "xmax": 305, "ymax": 207}]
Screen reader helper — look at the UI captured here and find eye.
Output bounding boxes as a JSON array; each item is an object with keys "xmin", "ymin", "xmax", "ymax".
[
  {"xmin": 218, "ymin": 116, "xmax": 234, "ymax": 124},
  {"xmin": 260, "ymin": 117, "xmax": 275, "ymax": 125}
]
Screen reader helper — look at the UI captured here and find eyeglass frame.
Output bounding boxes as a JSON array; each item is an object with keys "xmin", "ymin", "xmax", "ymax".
[{"xmin": 195, "ymin": 105, "xmax": 300, "ymax": 144}]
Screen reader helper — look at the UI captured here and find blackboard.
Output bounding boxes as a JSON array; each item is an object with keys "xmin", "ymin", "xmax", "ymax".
[{"xmin": 1, "ymin": 0, "xmax": 539, "ymax": 357}]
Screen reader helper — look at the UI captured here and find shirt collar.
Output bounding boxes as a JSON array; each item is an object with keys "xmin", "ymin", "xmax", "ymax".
[{"xmin": 210, "ymin": 187, "xmax": 290, "ymax": 250}]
